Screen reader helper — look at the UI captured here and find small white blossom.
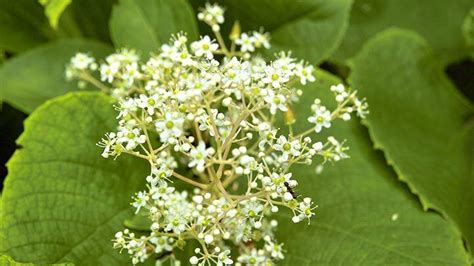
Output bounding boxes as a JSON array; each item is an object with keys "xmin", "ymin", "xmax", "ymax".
[
  {"xmin": 188, "ymin": 142, "xmax": 215, "ymax": 172},
  {"xmin": 191, "ymin": 36, "xmax": 219, "ymax": 59}
]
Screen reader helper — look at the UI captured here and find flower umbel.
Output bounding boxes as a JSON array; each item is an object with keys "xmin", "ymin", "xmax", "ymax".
[{"xmin": 67, "ymin": 4, "xmax": 368, "ymax": 265}]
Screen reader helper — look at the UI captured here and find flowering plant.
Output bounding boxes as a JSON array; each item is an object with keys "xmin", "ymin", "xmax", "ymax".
[{"xmin": 65, "ymin": 3, "xmax": 368, "ymax": 265}]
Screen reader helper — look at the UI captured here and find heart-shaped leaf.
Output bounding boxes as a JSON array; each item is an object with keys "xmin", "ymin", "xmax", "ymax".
[{"xmin": 0, "ymin": 92, "xmax": 149, "ymax": 265}]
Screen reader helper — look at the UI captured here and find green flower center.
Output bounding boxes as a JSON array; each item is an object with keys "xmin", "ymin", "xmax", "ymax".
[
  {"xmin": 166, "ymin": 121, "xmax": 174, "ymax": 129},
  {"xmin": 283, "ymin": 143, "xmax": 291, "ymax": 151},
  {"xmin": 127, "ymin": 132, "xmax": 136, "ymax": 139},
  {"xmin": 195, "ymin": 152, "xmax": 204, "ymax": 159},
  {"xmin": 271, "ymin": 73, "xmax": 279, "ymax": 81}
]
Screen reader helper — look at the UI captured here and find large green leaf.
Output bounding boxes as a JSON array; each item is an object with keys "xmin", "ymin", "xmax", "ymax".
[
  {"xmin": 332, "ymin": 0, "xmax": 473, "ymax": 64},
  {"xmin": 348, "ymin": 29, "xmax": 474, "ymax": 253},
  {"xmin": 0, "ymin": 92, "xmax": 148, "ymax": 265},
  {"xmin": 0, "ymin": 0, "xmax": 55, "ymax": 53},
  {"xmin": 273, "ymin": 69, "xmax": 470, "ymax": 265},
  {"xmin": 110, "ymin": 0, "xmax": 198, "ymax": 55},
  {"xmin": 0, "ymin": 39, "xmax": 112, "ymax": 114},
  {"xmin": 219, "ymin": 0, "xmax": 352, "ymax": 65}
]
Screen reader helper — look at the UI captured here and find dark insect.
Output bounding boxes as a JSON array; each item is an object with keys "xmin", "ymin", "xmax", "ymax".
[{"xmin": 284, "ymin": 181, "xmax": 297, "ymax": 199}]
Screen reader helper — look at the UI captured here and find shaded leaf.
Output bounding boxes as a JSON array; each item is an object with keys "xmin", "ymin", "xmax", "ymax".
[
  {"xmin": 110, "ymin": 0, "xmax": 198, "ymax": 55},
  {"xmin": 333, "ymin": 0, "xmax": 473, "ymax": 64},
  {"xmin": 217, "ymin": 0, "xmax": 352, "ymax": 65},
  {"xmin": 0, "ymin": 0, "xmax": 55, "ymax": 53},
  {"xmin": 349, "ymin": 28, "xmax": 474, "ymax": 253},
  {"xmin": 58, "ymin": 0, "xmax": 117, "ymax": 44},
  {"xmin": 0, "ymin": 39, "xmax": 112, "ymax": 113}
]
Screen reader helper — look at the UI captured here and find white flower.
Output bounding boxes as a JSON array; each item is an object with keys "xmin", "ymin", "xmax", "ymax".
[
  {"xmin": 117, "ymin": 127, "xmax": 146, "ymax": 150},
  {"xmin": 240, "ymin": 198, "xmax": 263, "ymax": 220},
  {"xmin": 137, "ymin": 94, "xmax": 161, "ymax": 115},
  {"xmin": 149, "ymin": 182, "xmax": 175, "ymax": 201},
  {"xmin": 132, "ymin": 191, "xmax": 148, "ymax": 213},
  {"xmin": 308, "ymin": 106, "xmax": 331, "ymax": 133},
  {"xmin": 155, "ymin": 112, "xmax": 185, "ymax": 143},
  {"xmin": 191, "ymin": 36, "xmax": 219, "ymax": 59},
  {"xmin": 70, "ymin": 53, "xmax": 95, "ymax": 70},
  {"xmin": 100, "ymin": 62, "xmax": 119, "ymax": 83},
  {"xmin": 217, "ymin": 250, "xmax": 233, "ymax": 266},
  {"xmin": 263, "ymin": 89, "xmax": 287, "ymax": 114},
  {"xmin": 236, "ymin": 33, "xmax": 256, "ymax": 52},
  {"xmin": 237, "ymin": 249, "xmax": 266, "ymax": 265},
  {"xmin": 149, "ymin": 236, "xmax": 173, "ymax": 253},
  {"xmin": 354, "ymin": 97, "xmax": 369, "ymax": 118},
  {"xmin": 188, "ymin": 141, "xmax": 215, "ymax": 172},
  {"xmin": 295, "ymin": 197, "xmax": 316, "ymax": 222},
  {"xmin": 262, "ymin": 65, "xmax": 289, "ymax": 88},
  {"xmin": 264, "ymin": 240, "xmax": 284, "ymax": 259},
  {"xmin": 252, "ymin": 31, "xmax": 271, "ymax": 49},
  {"xmin": 97, "ymin": 132, "xmax": 118, "ymax": 158},
  {"xmin": 121, "ymin": 62, "xmax": 141, "ymax": 86},
  {"xmin": 273, "ymin": 136, "xmax": 301, "ymax": 161},
  {"xmin": 197, "ymin": 3, "xmax": 225, "ymax": 27},
  {"xmin": 294, "ymin": 62, "xmax": 315, "ymax": 85}
]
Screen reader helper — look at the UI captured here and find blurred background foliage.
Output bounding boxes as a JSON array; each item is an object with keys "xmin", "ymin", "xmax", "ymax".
[{"xmin": 0, "ymin": 0, "xmax": 473, "ymax": 265}]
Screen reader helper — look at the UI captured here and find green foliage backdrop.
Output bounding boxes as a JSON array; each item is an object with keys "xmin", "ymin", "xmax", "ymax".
[{"xmin": 0, "ymin": 0, "xmax": 472, "ymax": 265}]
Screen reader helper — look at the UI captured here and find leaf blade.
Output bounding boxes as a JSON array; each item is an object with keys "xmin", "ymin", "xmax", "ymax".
[
  {"xmin": 0, "ymin": 39, "xmax": 112, "ymax": 113},
  {"xmin": 110, "ymin": 0, "xmax": 198, "ymax": 54},
  {"xmin": 348, "ymin": 28, "xmax": 474, "ymax": 253}
]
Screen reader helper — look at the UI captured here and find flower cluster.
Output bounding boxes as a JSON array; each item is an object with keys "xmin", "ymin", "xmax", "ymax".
[{"xmin": 66, "ymin": 3, "xmax": 368, "ymax": 265}]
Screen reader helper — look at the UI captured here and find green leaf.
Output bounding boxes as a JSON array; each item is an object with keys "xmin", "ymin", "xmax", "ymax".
[
  {"xmin": 110, "ymin": 0, "xmax": 198, "ymax": 55},
  {"xmin": 58, "ymin": 0, "xmax": 117, "ymax": 44},
  {"xmin": 462, "ymin": 8, "xmax": 474, "ymax": 58},
  {"xmin": 0, "ymin": 255, "xmax": 73, "ymax": 266},
  {"xmin": 39, "ymin": 0, "xmax": 73, "ymax": 29},
  {"xmin": 0, "ymin": 92, "xmax": 148, "ymax": 265},
  {"xmin": 0, "ymin": 0, "xmax": 55, "ymax": 53},
  {"xmin": 218, "ymin": 0, "xmax": 352, "ymax": 65},
  {"xmin": 275, "ymin": 69, "xmax": 470, "ymax": 265},
  {"xmin": 0, "ymin": 39, "xmax": 112, "ymax": 114},
  {"xmin": 332, "ymin": 0, "xmax": 474, "ymax": 64},
  {"xmin": 348, "ymin": 29, "xmax": 474, "ymax": 253}
]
